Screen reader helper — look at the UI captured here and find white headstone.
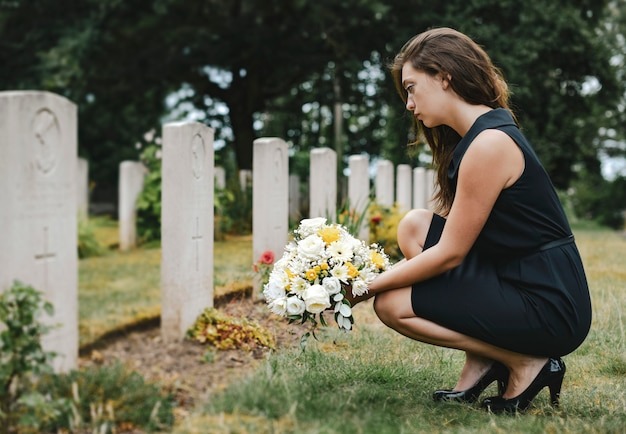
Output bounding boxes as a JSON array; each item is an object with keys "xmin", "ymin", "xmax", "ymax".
[
  {"xmin": 214, "ymin": 166, "xmax": 226, "ymax": 190},
  {"xmin": 118, "ymin": 161, "xmax": 146, "ymax": 251},
  {"xmin": 161, "ymin": 122, "xmax": 214, "ymax": 341},
  {"xmin": 0, "ymin": 91, "xmax": 78, "ymax": 372},
  {"xmin": 309, "ymin": 147, "xmax": 337, "ymax": 219},
  {"xmin": 289, "ymin": 174, "xmax": 301, "ymax": 222},
  {"xmin": 77, "ymin": 158, "xmax": 89, "ymax": 219},
  {"xmin": 375, "ymin": 159, "xmax": 394, "ymax": 207},
  {"xmin": 396, "ymin": 164, "xmax": 412, "ymax": 213},
  {"xmin": 253, "ymin": 138, "xmax": 289, "ymax": 296},
  {"xmin": 426, "ymin": 169, "xmax": 437, "ymax": 211},
  {"xmin": 348, "ymin": 154, "xmax": 370, "ymax": 240},
  {"xmin": 239, "ymin": 169, "xmax": 252, "ymax": 192},
  {"xmin": 413, "ymin": 167, "xmax": 427, "ymax": 210}
]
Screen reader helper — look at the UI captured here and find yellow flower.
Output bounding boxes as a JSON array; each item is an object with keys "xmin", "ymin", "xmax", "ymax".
[
  {"xmin": 305, "ymin": 268, "xmax": 318, "ymax": 281},
  {"xmin": 370, "ymin": 251, "xmax": 385, "ymax": 270},
  {"xmin": 318, "ymin": 226, "xmax": 341, "ymax": 244},
  {"xmin": 320, "ymin": 262, "xmax": 329, "ymax": 270},
  {"xmin": 346, "ymin": 262, "xmax": 359, "ymax": 279}
]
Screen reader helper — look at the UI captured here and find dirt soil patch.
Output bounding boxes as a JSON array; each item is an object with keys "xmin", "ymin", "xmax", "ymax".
[{"xmin": 78, "ymin": 293, "xmax": 304, "ymax": 413}]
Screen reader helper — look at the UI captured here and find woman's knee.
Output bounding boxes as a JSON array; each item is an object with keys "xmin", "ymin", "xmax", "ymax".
[
  {"xmin": 373, "ymin": 290, "xmax": 409, "ymax": 328},
  {"xmin": 397, "ymin": 209, "xmax": 433, "ymax": 258},
  {"xmin": 373, "ymin": 293, "xmax": 394, "ymax": 326}
]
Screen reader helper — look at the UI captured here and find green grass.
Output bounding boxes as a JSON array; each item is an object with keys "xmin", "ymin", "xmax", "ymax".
[
  {"xmin": 79, "ymin": 222, "xmax": 626, "ymax": 432},
  {"xmin": 173, "ymin": 227, "xmax": 626, "ymax": 434},
  {"xmin": 79, "ymin": 217, "xmax": 253, "ymax": 346}
]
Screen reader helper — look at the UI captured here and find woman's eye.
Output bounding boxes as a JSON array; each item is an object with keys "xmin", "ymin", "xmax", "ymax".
[{"xmin": 406, "ymin": 85, "xmax": 414, "ymax": 94}]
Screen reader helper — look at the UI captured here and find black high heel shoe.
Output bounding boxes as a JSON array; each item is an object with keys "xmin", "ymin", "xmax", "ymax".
[
  {"xmin": 433, "ymin": 362, "xmax": 509, "ymax": 403},
  {"xmin": 481, "ymin": 357, "xmax": 565, "ymax": 414}
]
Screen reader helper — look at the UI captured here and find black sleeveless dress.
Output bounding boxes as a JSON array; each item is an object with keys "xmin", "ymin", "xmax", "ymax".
[{"xmin": 410, "ymin": 108, "xmax": 592, "ymax": 357}]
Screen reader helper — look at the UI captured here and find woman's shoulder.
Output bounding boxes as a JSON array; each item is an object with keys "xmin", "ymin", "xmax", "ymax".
[{"xmin": 459, "ymin": 129, "xmax": 524, "ymax": 188}]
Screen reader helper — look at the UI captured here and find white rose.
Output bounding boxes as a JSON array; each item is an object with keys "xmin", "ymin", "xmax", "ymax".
[
  {"xmin": 263, "ymin": 280, "xmax": 286, "ymax": 302},
  {"xmin": 268, "ymin": 297, "xmax": 287, "ymax": 316},
  {"xmin": 286, "ymin": 296, "xmax": 306, "ymax": 316},
  {"xmin": 302, "ymin": 284, "xmax": 331, "ymax": 314},
  {"xmin": 322, "ymin": 277, "xmax": 342, "ymax": 295},
  {"xmin": 298, "ymin": 217, "xmax": 327, "ymax": 237},
  {"xmin": 297, "ymin": 235, "xmax": 326, "ymax": 260}
]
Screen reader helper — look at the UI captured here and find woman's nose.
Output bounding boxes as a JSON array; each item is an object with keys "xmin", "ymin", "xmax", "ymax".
[{"xmin": 406, "ymin": 97, "xmax": 415, "ymax": 111}]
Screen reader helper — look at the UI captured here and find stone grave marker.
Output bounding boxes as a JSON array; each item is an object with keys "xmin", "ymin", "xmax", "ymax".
[
  {"xmin": 426, "ymin": 169, "xmax": 436, "ymax": 210},
  {"xmin": 214, "ymin": 166, "xmax": 226, "ymax": 190},
  {"xmin": 309, "ymin": 147, "xmax": 337, "ymax": 219},
  {"xmin": 161, "ymin": 122, "xmax": 214, "ymax": 341},
  {"xmin": 375, "ymin": 159, "xmax": 394, "ymax": 207},
  {"xmin": 252, "ymin": 138, "xmax": 288, "ymax": 296},
  {"xmin": 289, "ymin": 173, "xmax": 301, "ymax": 222},
  {"xmin": 348, "ymin": 154, "xmax": 370, "ymax": 240},
  {"xmin": 0, "ymin": 91, "xmax": 78, "ymax": 372},
  {"xmin": 396, "ymin": 164, "xmax": 412, "ymax": 213},
  {"xmin": 413, "ymin": 167, "xmax": 427, "ymax": 210},
  {"xmin": 118, "ymin": 161, "xmax": 146, "ymax": 251}
]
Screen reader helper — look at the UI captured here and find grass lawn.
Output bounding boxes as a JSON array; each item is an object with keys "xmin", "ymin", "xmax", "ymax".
[
  {"xmin": 79, "ymin": 217, "xmax": 252, "ymax": 346},
  {"xmin": 181, "ymin": 227, "xmax": 626, "ymax": 433},
  {"xmin": 80, "ymin": 221, "xmax": 626, "ymax": 432}
]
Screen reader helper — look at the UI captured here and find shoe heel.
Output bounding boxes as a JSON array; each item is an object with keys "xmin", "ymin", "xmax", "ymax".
[
  {"xmin": 496, "ymin": 379, "xmax": 506, "ymax": 396},
  {"xmin": 548, "ymin": 374, "xmax": 564, "ymax": 407}
]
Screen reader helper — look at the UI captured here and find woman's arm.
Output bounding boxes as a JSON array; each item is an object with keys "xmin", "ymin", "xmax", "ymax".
[{"xmin": 368, "ymin": 129, "xmax": 523, "ymax": 293}]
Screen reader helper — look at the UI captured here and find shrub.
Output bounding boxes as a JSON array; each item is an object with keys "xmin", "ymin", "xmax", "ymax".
[
  {"xmin": 0, "ymin": 281, "xmax": 62, "ymax": 434},
  {"xmin": 368, "ymin": 202, "xmax": 406, "ymax": 263},
  {"xmin": 77, "ymin": 217, "xmax": 106, "ymax": 258},
  {"xmin": 188, "ymin": 308, "xmax": 275, "ymax": 351},
  {"xmin": 136, "ymin": 143, "xmax": 162, "ymax": 245},
  {"xmin": 38, "ymin": 363, "xmax": 175, "ymax": 433}
]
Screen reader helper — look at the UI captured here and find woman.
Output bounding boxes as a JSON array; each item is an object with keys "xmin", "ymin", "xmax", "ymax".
[{"xmin": 350, "ymin": 28, "xmax": 592, "ymax": 414}]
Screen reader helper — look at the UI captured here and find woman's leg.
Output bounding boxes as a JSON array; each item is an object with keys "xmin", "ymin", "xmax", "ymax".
[
  {"xmin": 375, "ymin": 209, "xmax": 548, "ymax": 397},
  {"xmin": 373, "ymin": 288, "xmax": 548, "ymax": 398}
]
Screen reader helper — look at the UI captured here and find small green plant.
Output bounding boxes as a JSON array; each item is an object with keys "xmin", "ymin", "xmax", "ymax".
[
  {"xmin": 333, "ymin": 197, "xmax": 371, "ymax": 238},
  {"xmin": 136, "ymin": 143, "xmax": 162, "ymax": 245},
  {"xmin": 77, "ymin": 217, "xmax": 106, "ymax": 258},
  {"xmin": 188, "ymin": 308, "xmax": 275, "ymax": 351},
  {"xmin": 37, "ymin": 363, "xmax": 175, "ymax": 433},
  {"xmin": 0, "ymin": 281, "xmax": 61, "ymax": 434}
]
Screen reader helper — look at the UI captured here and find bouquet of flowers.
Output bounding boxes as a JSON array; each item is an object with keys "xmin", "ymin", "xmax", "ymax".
[{"xmin": 262, "ymin": 217, "xmax": 391, "ymax": 331}]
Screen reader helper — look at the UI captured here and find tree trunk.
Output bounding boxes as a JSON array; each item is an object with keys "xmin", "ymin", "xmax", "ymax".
[{"xmin": 229, "ymin": 103, "xmax": 256, "ymax": 171}]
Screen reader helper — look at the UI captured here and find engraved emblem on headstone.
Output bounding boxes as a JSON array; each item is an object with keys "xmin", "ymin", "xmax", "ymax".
[
  {"xmin": 32, "ymin": 109, "xmax": 60, "ymax": 175},
  {"xmin": 34, "ymin": 226, "xmax": 57, "ymax": 293},
  {"xmin": 191, "ymin": 134, "xmax": 205, "ymax": 180}
]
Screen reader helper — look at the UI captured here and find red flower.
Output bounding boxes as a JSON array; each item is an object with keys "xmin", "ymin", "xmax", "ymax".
[{"xmin": 259, "ymin": 250, "xmax": 275, "ymax": 265}]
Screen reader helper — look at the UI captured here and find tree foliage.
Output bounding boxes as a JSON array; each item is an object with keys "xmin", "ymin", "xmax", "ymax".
[{"xmin": 1, "ymin": 0, "xmax": 624, "ymax": 201}]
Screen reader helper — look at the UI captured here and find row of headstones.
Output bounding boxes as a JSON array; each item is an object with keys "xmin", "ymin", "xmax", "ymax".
[
  {"xmin": 0, "ymin": 91, "xmax": 436, "ymax": 373},
  {"xmin": 118, "ymin": 149, "xmax": 436, "ymax": 250}
]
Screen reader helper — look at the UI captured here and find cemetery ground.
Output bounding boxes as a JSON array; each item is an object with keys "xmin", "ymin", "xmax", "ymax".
[{"xmin": 79, "ymin": 218, "xmax": 625, "ymax": 434}]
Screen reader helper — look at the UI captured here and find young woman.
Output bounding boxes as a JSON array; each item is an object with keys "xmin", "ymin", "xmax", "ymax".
[{"xmin": 350, "ymin": 27, "xmax": 592, "ymax": 413}]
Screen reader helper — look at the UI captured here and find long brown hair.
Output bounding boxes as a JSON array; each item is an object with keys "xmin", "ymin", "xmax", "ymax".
[{"xmin": 390, "ymin": 27, "xmax": 512, "ymax": 215}]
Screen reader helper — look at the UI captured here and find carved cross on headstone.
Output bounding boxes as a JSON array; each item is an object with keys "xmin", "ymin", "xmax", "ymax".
[
  {"xmin": 191, "ymin": 217, "xmax": 203, "ymax": 272},
  {"xmin": 34, "ymin": 226, "xmax": 56, "ymax": 292}
]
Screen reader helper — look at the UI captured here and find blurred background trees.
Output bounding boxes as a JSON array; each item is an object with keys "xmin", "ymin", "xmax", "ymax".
[{"xmin": 1, "ymin": 0, "xmax": 625, "ymax": 227}]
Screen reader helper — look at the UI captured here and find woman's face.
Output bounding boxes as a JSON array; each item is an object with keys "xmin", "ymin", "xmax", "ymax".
[{"xmin": 401, "ymin": 62, "xmax": 449, "ymax": 128}]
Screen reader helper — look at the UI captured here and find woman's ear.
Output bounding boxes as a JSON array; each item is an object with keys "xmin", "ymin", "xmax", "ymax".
[{"xmin": 441, "ymin": 73, "xmax": 452, "ymax": 90}]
